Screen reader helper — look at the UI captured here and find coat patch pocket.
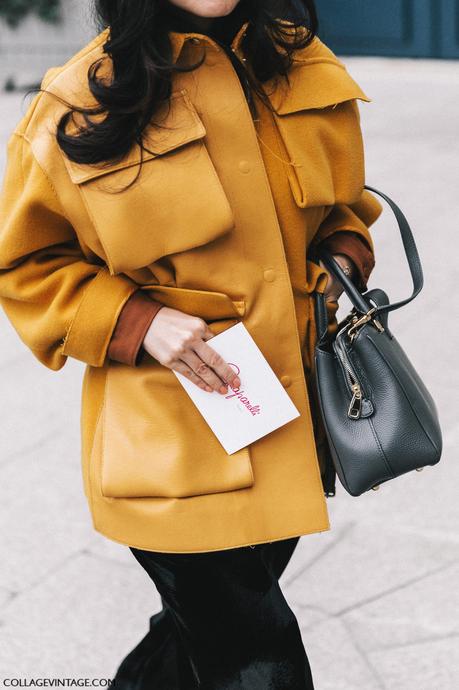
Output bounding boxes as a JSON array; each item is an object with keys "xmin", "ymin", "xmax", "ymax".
[
  {"xmin": 98, "ymin": 286, "xmax": 253, "ymax": 499},
  {"xmin": 265, "ymin": 59, "xmax": 371, "ymax": 209},
  {"xmin": 62, "ymin": 90, "xmax": 235, "ymax": 275}
]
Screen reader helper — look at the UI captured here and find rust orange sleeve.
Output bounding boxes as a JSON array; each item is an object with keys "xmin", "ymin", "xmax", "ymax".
[
  {"xmin": 318, "ymin": 230, "xmax": 375, "ymax": 291},
  {"xmin": 108, "ymin": 291, "xmax": 165, "ymax": 367}
]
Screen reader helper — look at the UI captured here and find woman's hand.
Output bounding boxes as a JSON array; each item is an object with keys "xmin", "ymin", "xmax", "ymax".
[
  {"xmin": 142, "ymin": 306, "xmax": 241, "ymax": 394},
  {"xmin": 319, "ymin": 253, "xmax": 356, "ymax": 303}
]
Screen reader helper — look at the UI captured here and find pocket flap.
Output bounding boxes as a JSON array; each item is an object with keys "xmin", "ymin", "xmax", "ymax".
[
  {"xmin": 59, "ymin": 90, "xmax": 234, "ymax": 275},
  {"xmin": 262, "ymin": 51, "xmax": 369, "ymax": 208},
  {"xmin": 140, "ymin": 284, "xmax": 246, "ymax": 320},
  {"xmin": 62, "ymin": 89, "xmax": 206, "ymax": 184}
]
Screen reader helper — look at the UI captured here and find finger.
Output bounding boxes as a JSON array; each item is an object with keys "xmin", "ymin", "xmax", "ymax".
[
  {"xmin": 171, "ymin": 360, "xmax": 214, "ymax": 393},
  {"xmin": 319, "ymin": 260, "xmax": 331, "ymax": 283},
  {"xmin": 181, "ymin": 349, "xmax": 229, "ymax": 393},
  {"xmin": 324, "ymin": 276, "xmax": 343, "ymax": 302},
  {"xmin": 324, "ymin": 287, "xmax": 341, "ymax": 301},
  {"xmin": 201, "ymin": 325, "xmax": 215, "ymax": 342},
  {"xmin": 193, "ymin": 339, "xmax": 241, "ymax": 389}
]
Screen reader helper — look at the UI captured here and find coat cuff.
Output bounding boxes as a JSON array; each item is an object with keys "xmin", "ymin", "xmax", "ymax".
[
  {"xmin": 60, "ymin": 267, "xmax": 139, "ymax": 367},
  {"xmin": 108, "ymin": 290, "xmax": 165, "ymax": 367},
  {"xmin": 317, "ymin": 231, "xmax": 375, "ymax": 291}
]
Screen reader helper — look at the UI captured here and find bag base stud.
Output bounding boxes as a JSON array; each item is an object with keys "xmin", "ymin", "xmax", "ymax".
[
  {"xmin": 372, "ymin": 485, "xmax": 381, "ymax": 491},
  {"xmin": 416, "ymin": 467, "xmax": 424, "ymax": 472}
]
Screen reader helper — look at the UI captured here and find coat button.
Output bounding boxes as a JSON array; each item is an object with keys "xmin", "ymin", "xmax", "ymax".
[
  {"xmin": 280, "ymin": 375, "xmax": 292, "ymax": 388},
  {"xmin": 238, "ymin": 160, "xmax": 251, "ymax": 174},
  {"xmin": 263, "ymin": 268, "xmax": 276, "ymax": 282}
]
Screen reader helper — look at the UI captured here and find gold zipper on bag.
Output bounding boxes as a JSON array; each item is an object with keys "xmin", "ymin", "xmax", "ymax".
[{"xmin": 334, "ymin": 325, "xmax": 365, "ymax": 420}]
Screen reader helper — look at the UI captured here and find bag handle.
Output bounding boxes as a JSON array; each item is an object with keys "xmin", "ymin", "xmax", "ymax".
[{"xmin": 314, "ymin": 185, "xmax": 424, "ymax": 342}]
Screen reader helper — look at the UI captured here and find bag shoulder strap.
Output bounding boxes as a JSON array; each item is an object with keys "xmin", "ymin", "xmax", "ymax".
[{"xmin": 317, "ymin": 185, "xmax": 424, "ymax": 318}]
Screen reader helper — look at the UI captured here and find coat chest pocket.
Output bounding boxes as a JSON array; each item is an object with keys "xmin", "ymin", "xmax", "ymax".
[
  {"xmin": 265, "ymin": 59, "xmax": 371, "ymax": 209},
  {"xmin": 62, "ymin": 90, "xmax": 235, "ymax": 274},
  {"xmin": 97, "ymin": 285, "xmax": 252, "ymax": 499}
]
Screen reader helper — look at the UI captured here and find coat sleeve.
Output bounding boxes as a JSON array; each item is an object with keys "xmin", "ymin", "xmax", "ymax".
[
  {"xmin": 309, "ymin": 189, "xmax": 383, "ymax": 289},
  {"xmin": 0, "ymin": 132, "xmax": 140, "ymax": 370}
]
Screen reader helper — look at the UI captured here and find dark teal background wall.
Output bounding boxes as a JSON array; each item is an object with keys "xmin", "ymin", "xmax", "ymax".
[{"xmin": 315, "ymin": 0, "xmax": 459, "ymax": 58}]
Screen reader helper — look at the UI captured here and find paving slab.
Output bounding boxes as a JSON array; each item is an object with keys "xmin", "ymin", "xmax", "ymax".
[
  {"xmin": 285, "ymin": 522, "xmax": 459, "ymax": 615},
  {"xmin": 0, "ymin": 432, "xmax": 92, "ymax": 592},
  {"xmin": 0, "ymin": 551, "xmax": 161, "ymax": 679},
  {"xmin": 343, "ymin": 562, "xmax": 459, "ymax": 652},
  {"xmin": 85, "ymin": 532, "xmax": 138, "ymax": 568},
  {"xmin": 0, "ymin": 347, "xmax": 83, "ymax": 464},
  {"xmin": 301, "ymin": 616, "xmax": 384, "ymax": 690},
  {"xmin": 368, "ymin": 636, "xmax": 459, "ymax": 690}
]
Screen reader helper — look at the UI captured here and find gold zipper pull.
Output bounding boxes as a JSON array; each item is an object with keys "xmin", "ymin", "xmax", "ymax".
[{"xmin": 348, "ymin": 383, "xmax": 362, "ymax": 419}]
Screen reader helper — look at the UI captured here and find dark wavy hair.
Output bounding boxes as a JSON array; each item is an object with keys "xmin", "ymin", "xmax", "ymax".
[{"xmin": 28, "ymin": 0, "xmax": 317, "ymax": 180}]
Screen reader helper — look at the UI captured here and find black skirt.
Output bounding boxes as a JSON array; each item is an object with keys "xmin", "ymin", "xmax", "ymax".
[{"xmin": 112, "ymin": 536, "xmax": 315, "ymax": 690}]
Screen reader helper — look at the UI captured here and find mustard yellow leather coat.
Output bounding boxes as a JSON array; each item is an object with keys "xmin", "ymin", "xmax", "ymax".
[{"xmin": 0, "ymin": 25, "xmax": 381, "ymax": 552}]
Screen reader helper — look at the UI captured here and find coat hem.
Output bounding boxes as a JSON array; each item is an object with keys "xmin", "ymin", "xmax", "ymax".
[{"xmin": 91, "ymin": 518, "xmax": 332, "ymax": 554}]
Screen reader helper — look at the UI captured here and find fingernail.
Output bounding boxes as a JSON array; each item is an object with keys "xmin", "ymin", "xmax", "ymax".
[
  {"xmin": 219, "ymin": 385, "xmax": 228, "ymax": 395},
  {"xmin": 232, "ymin": 378, "xmax": 241, "ymax": 388}
]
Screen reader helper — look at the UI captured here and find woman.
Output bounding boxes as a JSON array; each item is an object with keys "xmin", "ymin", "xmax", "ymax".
[{"xmin": 0, "ymin": 0, "xmax": 382, "ymax": 687}]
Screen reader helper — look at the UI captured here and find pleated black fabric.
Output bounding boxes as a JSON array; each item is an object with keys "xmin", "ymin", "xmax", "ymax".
[{"xmin": 112, "ymin": 537, "xmax": 315, "ymax": 689}]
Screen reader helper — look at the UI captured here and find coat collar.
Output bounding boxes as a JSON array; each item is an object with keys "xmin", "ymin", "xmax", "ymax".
[{"xmin": 168, "ymin": 20, "xmax": 250, "ymax": 64}]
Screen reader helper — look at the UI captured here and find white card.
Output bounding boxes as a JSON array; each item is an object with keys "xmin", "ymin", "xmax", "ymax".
[{"xmin": 173, "ymin": 322, "xmax": 300, "ymax": 454}]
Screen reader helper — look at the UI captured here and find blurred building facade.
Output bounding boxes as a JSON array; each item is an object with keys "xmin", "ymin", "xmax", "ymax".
[
  {"xmin": 316, "ymin": 0, "xmax": 459, "ymax": 58},
  {"xmin": 0, "ymin": 0, "xmax": 94, "ymax": 90}
]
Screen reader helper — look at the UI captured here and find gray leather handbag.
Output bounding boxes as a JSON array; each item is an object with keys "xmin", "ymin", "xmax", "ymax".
[{"xmin": 314, "ymin": 185, "xmax": 443, "ymax": 496}]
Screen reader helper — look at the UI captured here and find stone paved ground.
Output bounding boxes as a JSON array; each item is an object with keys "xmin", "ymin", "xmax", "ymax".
[{"xmin": 0, "ymin": 58, "xmax": 458, "ymax": 689}]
